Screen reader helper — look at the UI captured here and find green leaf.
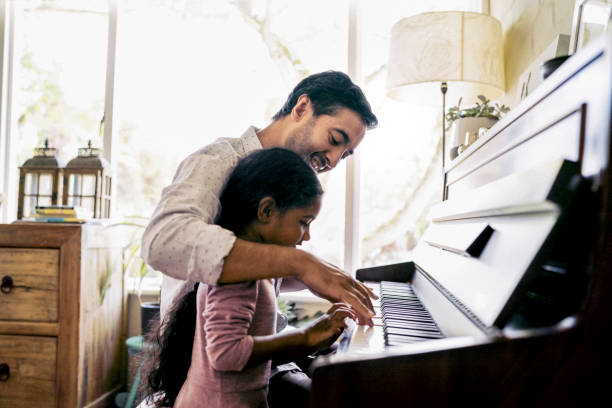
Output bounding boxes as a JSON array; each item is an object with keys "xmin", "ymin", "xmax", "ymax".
[{"xmin": 139, "ymin": 259, "xmax": 150, "ymax": 278}]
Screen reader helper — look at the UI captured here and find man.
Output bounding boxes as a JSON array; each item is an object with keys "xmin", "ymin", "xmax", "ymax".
[
  {"xmin": 141, "ymin": 70, "xmax": 378, "ymax": 407},
  {"xmin": 142, "ymin": 70, "xmax": 379, "ymax": 324}
]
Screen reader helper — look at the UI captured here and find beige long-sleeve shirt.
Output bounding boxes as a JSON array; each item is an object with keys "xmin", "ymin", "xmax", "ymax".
[{"xmin": 141, "ymin": 127, "xmax": 263, "ymax": 318}]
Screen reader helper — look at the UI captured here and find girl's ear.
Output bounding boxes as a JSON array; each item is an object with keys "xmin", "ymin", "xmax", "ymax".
[{"xmin": 257, "ymin": 197, "xmax": 278, "ymax": 223}]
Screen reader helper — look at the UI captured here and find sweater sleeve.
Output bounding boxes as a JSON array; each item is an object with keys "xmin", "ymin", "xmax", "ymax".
[
  {"xmin": 141, "ymin": 150, "xmax": 238, "ymax": 285},
  {"xmin": 202, "ymin": 281, "xmax": 259, "ymax": 372}
]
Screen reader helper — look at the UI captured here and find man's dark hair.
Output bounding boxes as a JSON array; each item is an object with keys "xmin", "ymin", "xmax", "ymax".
[{"xmin": 272, "ymin": 70, "xmax": 378, "ymax": 129}]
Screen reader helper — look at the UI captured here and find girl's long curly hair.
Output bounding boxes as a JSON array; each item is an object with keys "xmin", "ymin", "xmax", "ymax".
[
  {"xmin": 139, "ymin": 148, "xmax": 323, "ymax": 407},
  {"xmin": 140, "ymin": 282, "xmax": 199, "ymax": 407}
]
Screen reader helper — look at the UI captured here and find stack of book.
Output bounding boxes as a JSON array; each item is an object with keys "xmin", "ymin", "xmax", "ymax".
[{"xmin": 26, "ymin": 205, "xmax": 92, "ymax": 223}]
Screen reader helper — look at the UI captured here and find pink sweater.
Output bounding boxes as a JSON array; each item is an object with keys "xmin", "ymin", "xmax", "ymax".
[{"xmin": 174, "ymin": 279, "xmax": 277, "ymax": 408}]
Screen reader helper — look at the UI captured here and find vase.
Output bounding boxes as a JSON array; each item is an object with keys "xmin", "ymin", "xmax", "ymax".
[
  {"xmin": 448, "ymin": 117, "xmax": 497, "ymax": 161},
  {"xmin": 140, "ymin": 301, "xmax": 160, "ymax": 335}
]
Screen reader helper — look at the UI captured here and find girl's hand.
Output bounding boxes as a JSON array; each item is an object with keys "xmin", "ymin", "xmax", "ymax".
[
  {"xmin": 302, "ymin": 304, "xmax": 356, "ymax": 352},
  {"xmin": 326, "ymin": 302, "xmax": 358, "ymax": 317},
  {"xmin": 293, "ymin": 251, "xmax": 376, "ymax": 326}
]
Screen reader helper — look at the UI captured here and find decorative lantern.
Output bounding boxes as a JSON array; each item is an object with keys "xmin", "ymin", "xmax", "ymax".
[
  {"xmin": 62, "ymin": 140, "xmax": 111, "ymax": 218},
  {"xmin": 17, "ymin": 139, "xmax": 62, "ymax": 219}
]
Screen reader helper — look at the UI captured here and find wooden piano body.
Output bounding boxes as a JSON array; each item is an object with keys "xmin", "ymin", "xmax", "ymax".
[{"xmin": 309, "ymin": 32, "xmax": 612, "ymax": 407}]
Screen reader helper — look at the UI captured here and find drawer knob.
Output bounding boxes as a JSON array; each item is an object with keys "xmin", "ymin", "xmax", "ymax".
[
  {"xmin": 1, "ymin": 276, "xmax": 13, "ymax": 294},
  {"xmin": 0, "ymin": 363, "xmax": 9, "ymax": 381}
]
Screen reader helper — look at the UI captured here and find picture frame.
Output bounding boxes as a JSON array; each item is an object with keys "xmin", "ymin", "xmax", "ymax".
[{"xmin": 569, "ymin": 0, "xmax": 612, "ymax": 54}]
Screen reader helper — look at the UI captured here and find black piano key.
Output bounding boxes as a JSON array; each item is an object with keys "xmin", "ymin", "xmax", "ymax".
[
  {"xmin": 382, "ymin": 304, "xmax": 424, "ymax": 310},
  {"xmin": 385, "ymin": 327, "xmax": 444, "ymax": 339},
  {"xmin": 383, "ymin": 319, "xmax": 440, "ymax": 330},
  {"xmin": 382, "ymin": 312, "xmax": 434, "ymax": 321},
  {"xmin": 381, "ymin": 296, "xmax": 422, "ymax": 303},
  {"xmin": 383, "ymin": 318, "xmax": 440, "ymax": 330},
  {"xmin": 382, "ymin": 291, "xmax": 417, "ymax": 298},
  {"xmin": 381, "ymin": 290, "xmax": 418, "ymax": 297},
  {"xmin": 384, "ymin": 326, "xmax": 442, "ymax": 339},
  {"xmin": 382, "ymin": 305, "xmax": 429, "ymax": 314},
  {"xmin": 382, "ymin": 298, "xmax": 420, "ymax": 304},
  {"xmin": 381, "ymin": 281, "xmax": 412, "ymax": 289},
  {"xmin": 385, "ymin": 324, "xmax": 441, "ymax": 334},
  {"xmin": 383, "ymin": 314, "xmax": 433, "ymax": 323},
  {"xmin": 385, "ymin": 334, "xmax": 427, "ymax": 345}
]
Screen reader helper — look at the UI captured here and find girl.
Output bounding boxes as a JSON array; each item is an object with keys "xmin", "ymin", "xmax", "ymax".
[{"xmin": 142, "ymin": 148, "xmax": 355, "ymax": 407}]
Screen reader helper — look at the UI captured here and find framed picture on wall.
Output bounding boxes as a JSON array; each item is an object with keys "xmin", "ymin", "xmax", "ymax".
[{"xmin": 569, "ymin": 0, "xmax": 612, "ymax": 54}]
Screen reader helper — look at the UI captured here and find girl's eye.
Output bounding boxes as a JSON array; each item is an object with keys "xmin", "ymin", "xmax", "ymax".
[{"xmin": 329, "ymin": 134, "xmax": 339, "ymax": 146}]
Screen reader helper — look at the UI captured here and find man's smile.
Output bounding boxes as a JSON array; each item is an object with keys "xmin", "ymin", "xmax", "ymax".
[{"xmin": 309, "ymin": 153, "xmax": 329, "ymax": 172}]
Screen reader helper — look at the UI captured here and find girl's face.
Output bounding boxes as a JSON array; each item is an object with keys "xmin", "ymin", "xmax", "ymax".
[{"xmin": 264, "ymin": 196, "xmax": 322, "ymax": 247}]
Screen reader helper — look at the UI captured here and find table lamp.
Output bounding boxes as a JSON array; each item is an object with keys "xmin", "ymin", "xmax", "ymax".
[{"xmin": 386, "ymin": 11, "xmax": 505, "ymax": 199}]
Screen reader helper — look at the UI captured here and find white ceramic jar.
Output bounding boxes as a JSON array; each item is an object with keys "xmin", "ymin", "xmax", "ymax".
[{"xmin": 448, "ymin": 117, "xmax": 497, "ymax": 161}]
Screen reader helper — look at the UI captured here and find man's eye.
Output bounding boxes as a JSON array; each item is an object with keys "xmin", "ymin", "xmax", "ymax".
[{"xmin": 329, "ymin": 135, "xmax": 339, "ymax": 146}]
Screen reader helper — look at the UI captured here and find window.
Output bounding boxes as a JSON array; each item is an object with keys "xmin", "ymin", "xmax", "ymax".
[
  {"xmin": 2, "ymin": 0, "xmax": 108, "ymax": 220},
  {"xmin": 116, "ymin": 0, "xmax": 349, "ymax": 268},
  {"xmin": 1, "ymin": 0, "xmax": 482, "ymax": 273},
  {"xmin": 358, "ymin": 0, "xmax": 481, "ymax": 267}
]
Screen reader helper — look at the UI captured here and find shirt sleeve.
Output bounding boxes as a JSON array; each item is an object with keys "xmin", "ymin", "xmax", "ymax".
[
  {"xmin": 141, "ymin": 149, "xmax": 239, "ymax": 285},
  {"xmin": 202, "ymin": 281, "xmax": 258, "ymax": 372}
]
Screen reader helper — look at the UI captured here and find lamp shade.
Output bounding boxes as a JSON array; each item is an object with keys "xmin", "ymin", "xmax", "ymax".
[{"xmin": 386, "ymin": 11, "xmax": 505, "ymax": 105}]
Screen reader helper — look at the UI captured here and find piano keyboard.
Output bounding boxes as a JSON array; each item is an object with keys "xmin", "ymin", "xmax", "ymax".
[
  {"xmin": 339, "ymin": 281, "xmax": 444, "ymax": 352},
  {"xmin": 379, "ymin": 281, "xmax": 444, "ymax": 346}
]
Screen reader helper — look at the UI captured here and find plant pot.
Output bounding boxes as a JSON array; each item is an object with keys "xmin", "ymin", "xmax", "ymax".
[
  {"xmin": 448, "ymin": 117, "xmax": 497, "ymax": 161},
  {"xmin": 140, "ymin": 301, "xmax": 160, "ymax": 335}
]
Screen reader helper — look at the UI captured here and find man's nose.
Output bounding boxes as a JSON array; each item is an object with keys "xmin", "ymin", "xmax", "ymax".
[{"xmin": 327, "ymin": 149, "xmax": 345, "ymax": 169}]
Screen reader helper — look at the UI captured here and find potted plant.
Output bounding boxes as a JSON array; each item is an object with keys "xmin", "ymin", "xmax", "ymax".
[{"xmin": 446, "ymin": 95, "xmax": 510, "ymax": 160}]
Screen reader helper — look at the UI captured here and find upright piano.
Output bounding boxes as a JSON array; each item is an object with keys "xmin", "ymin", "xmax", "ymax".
[{"xmin": 309, "ymin": 32, "xmax": 612, "ymax": 407}]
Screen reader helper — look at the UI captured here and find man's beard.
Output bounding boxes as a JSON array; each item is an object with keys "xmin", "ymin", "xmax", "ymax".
[{"xmin": 285, "ymin": 118, "xmax": 328, "ymax": 172}]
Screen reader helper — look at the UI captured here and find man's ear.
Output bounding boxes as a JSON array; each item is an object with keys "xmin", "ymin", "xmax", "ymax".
[
  {"xmin": 291, "ymin": 94, "xmax": 311, "ymax": 122},
  {"xmin": 257, "ymin": 197, "xmax": 278, "ymax": 223}
]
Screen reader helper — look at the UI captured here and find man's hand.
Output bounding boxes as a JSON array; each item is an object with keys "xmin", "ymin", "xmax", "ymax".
[
  {"xmin": 220, "ymin": 239, "xmax": 377, "ymax": 325},
  {"xmin": 292, "ymin": 250, "xmax": 377, "ymax": 326}
]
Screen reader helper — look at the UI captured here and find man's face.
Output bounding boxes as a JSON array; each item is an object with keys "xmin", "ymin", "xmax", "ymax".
[{"xmin": 285, "ymin": 108, "xmax": 366, "ymax": 173}]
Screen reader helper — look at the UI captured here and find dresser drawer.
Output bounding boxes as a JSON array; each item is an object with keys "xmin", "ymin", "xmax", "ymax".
[
  {"xmin": 0, "ymin": 248, "xmax": 59, "ymax": 322},
  {"xmin": 0, "ymin": 335, "xmax": 57, "ymax": 407}
]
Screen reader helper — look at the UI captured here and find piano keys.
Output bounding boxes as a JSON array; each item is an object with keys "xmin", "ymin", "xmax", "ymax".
[{"xmin": 339, "ymin": 281, "xmax": 444, "ymax": 352}]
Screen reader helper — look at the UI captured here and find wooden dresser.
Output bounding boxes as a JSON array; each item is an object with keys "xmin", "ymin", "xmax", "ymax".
[{"xmin": 0, "ymin": 223, "xmax": 127, "ymax": 407}]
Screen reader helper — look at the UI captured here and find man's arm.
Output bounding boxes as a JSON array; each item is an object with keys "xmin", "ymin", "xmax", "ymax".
[
  {"xmin": 141, "ymin": 143, "xmax": 375, "ymax": 322},
  {"xmin": 221, "ymin": 238, "xmax": 376, "ymax": 324},
  {"xmin": 279, "ymin": 276, "xmax": 307, "ymax": 292}
]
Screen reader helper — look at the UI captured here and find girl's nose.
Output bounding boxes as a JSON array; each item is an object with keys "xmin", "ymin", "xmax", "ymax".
[{"xmin": 302, "ymin": 227, "xmax": 311, "ymax": 243}]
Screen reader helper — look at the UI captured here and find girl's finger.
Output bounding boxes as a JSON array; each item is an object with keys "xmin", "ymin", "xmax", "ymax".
[
  {"xmin": 327, "ymin": 302, "xmax": 350, "ymax": 314},
  {"xmin": 330, "ymin": 308, "xmax": 357, "ymax": 323}
]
